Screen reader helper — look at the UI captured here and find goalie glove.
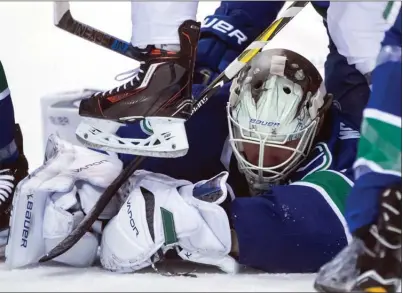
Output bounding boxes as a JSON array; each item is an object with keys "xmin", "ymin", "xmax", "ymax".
[{"xmin": 100, "ymin": 170, "xmax": 238, "ymax": 274}]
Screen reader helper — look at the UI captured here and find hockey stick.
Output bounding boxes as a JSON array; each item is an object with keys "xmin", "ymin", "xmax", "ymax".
[
  {"xmin": 193, "ymin": 1, "xmax": 308, "ymax": 112},
  {"xmin": 39, "ymin": 1, "xmax": 308, "ymax": 263},
  {"xmin": 53, "ymin": 2, "xmax": 142, "ymax": 60}
]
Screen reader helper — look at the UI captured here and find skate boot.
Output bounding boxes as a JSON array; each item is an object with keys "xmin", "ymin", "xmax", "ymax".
[
  {"xmin": 0, "ymin": 124, "xmax": 29, "ymax": 256},
  {"xmin": 76, "ymin": 20, "xmax": 200, "ymax": 157},
  {"xmin": 314, "ymin": 184, "xmax": 402, "ymax": 293}
]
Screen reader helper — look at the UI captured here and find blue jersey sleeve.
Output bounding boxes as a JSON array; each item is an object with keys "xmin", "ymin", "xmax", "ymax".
[{"xmin": 231, "ymin": 180, "xmax": 349, "ymax": 273}]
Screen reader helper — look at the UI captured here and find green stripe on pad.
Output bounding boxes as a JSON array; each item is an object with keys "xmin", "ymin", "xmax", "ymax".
[{"xmin": 161, "ymin": 207, "xmax": 178, "ymax": 246}]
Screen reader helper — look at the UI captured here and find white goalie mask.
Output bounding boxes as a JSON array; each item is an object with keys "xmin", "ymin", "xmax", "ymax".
[{"xmin": 227, "ymin": 48, "xmax": 331, "ymax": 191}]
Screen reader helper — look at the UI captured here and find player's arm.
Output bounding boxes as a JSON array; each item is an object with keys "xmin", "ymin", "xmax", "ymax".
[{"xmin": 230, "ymin": 170, "xmax": 353, "ymax": 273}]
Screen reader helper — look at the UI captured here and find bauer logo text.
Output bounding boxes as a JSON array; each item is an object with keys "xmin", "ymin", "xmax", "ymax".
[
  {"xmin": 250, "ymin": 119, "xmax": 280, "ymax": 127},
  {"xmin": 202, "ymin": 18, "xmax": 247, "ymax": 45},
  {"xmin": 21, "ymin": 194, "xmax": 34, "ymax": 248}
]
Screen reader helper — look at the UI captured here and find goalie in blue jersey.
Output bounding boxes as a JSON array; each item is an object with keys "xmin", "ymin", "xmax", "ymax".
[
  {"xmin": 116, "ymin": 47, "xmax": 358, "ymax": 274},
  {"xmin": 4, "ymin": 2, "xmax": 365, "ymax": 274},
  {"xmin": 5, "ymin": 45, "xmax": 361, "ymax": 275}
]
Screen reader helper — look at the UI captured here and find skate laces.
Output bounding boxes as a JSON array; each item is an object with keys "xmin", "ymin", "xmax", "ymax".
[
  {"xmin": 0, "ymin": 169, "xmax": 14, "ymax": 204},
  {"xmin": 370, "ymin": 225, "xmax": 401, "ymax": 251},
  {"xmin": 369, "ymin": 187, "xmax": 402, "ymax": 251},
  {"xmin": 95, "ymin": 61, "xmax": 145, "ymax": 97}
]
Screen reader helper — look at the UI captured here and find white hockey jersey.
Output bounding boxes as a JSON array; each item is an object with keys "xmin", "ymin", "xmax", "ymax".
[{"xmin": 327, "ymin": 2, "xmax": 399, "ymax": 76}]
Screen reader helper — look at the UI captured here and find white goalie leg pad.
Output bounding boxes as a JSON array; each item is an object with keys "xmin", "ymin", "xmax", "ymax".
[
  {"xmin": 75, "ymin": 117, "xmax": 189, "ymax": 158},
  {"xmin": 42, "ymin": 188, "xmax": 99, "ymax": 268},
  {"xmin": 100, "ymin": 170, "xmax": 237, "ymax": 273},
  {"xmin": 5, "ymin": 135, "xmax": 122, "ymax": 269}
]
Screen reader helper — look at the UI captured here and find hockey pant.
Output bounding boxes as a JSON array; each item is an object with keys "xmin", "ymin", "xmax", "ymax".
[{"xmin": 130, "ymin": 1, "xmax": 198, "ymax": 47}]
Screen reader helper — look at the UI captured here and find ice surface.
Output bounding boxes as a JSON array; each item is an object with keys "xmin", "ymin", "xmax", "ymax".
[
  {"xmin": 0, "ymin": 258, "xmax": 317, "ymax": 292},
  {"xmin": 0, "ymin": 2, "xmax": 328, "ymax": 291}
]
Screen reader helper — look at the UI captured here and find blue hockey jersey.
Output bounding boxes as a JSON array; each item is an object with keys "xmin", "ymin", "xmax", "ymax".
[{"xmin": 117, "ymin": 80, "xmax": 360, "ymax": 273}]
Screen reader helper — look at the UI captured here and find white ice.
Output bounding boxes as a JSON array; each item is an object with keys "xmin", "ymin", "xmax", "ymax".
[
  {"xmin": 0, "ymin": 260, "xmax": 317, "ymax": 292},
  {"xmin": 0, "ymin": 2, "xmax": 328, "ymax": 291}
]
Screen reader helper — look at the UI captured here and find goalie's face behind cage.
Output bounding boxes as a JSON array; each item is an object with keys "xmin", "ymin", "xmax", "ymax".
[{"xmin": 227, "ymin": 48, "xmax": 331, "ymax": 192}]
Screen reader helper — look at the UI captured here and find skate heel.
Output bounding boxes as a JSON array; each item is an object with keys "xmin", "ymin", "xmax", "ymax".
[
  {"xmin": 75, "ymin": 117, "xmax": 188, "ymax": 158},
  {"xmin": 81, "ymin": 117, "xmax": 124, "ymax": 134},
  {"xmin": 75, "ymin": 117, "xmax": 124, "ymax": 149}
]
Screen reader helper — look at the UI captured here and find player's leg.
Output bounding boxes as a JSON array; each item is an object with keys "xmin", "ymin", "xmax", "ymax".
[
  {"xmin": 315, "ymin": 7, "xmax": 402, "ymax": 293},
  {"xmin": 0, "ymin": 62, "xmax": 29, "ymax": 254},
  {"xmin": 321, "ymin": 18, "xmax": 369, "ymax": 129},
  {"xmin": 323, "ymin": 1, "xmax": 395, "ymax": 129},
  {"xmin": 131, "ymin": 1, "xmax": 198, "ymax": 51},
  {"xmin": 0, "ymin": 62, "xmax": 17, "ymax": 167},
  {"xmin": 76, "ymin": 2, "xmax": 200, "ymax": 156},
  {"xmin": 323, "ymin": 39, "xmax": 370, "ymax": 129}
]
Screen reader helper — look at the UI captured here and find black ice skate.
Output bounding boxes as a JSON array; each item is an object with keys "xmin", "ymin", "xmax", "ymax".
[
  {"xmin": 314, "ymin": 184, "xmax": 402, "ymax": 293},
  {"xmin": 76, "ymin": 20, "xmax": 200, "ymax": 157},
  {"xmin": 0, "ymin": 124, "xmax": 29, "ymax": 254}
]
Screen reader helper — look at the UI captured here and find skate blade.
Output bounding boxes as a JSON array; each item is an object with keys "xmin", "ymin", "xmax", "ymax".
[
  {"xmin": 314, "ymin": 279, "xmax": 399, "ymax": 293},
  {"xmin": 75, "ymin": 118, "xmax": 189, "ymax": 158},
  {"xmin": 314, "ymin": 281, "xmax": 350, "ymax": 293}
]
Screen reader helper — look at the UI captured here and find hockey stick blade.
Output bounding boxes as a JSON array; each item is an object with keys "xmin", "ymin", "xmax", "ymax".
[
  {"xmin": 39, "ymin": 156, "xmax": 145, "ymax": 263},
  {"xmin": 194, "ymin": 1, "xmax": 309, "ymax": 106},
  {"xmin": 41, "ymin": 1, "xmax": 308, "ymax": 263},
  {"xmin": 53, "ymin": 2, "xmax": 142, "ymax": 60}
]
